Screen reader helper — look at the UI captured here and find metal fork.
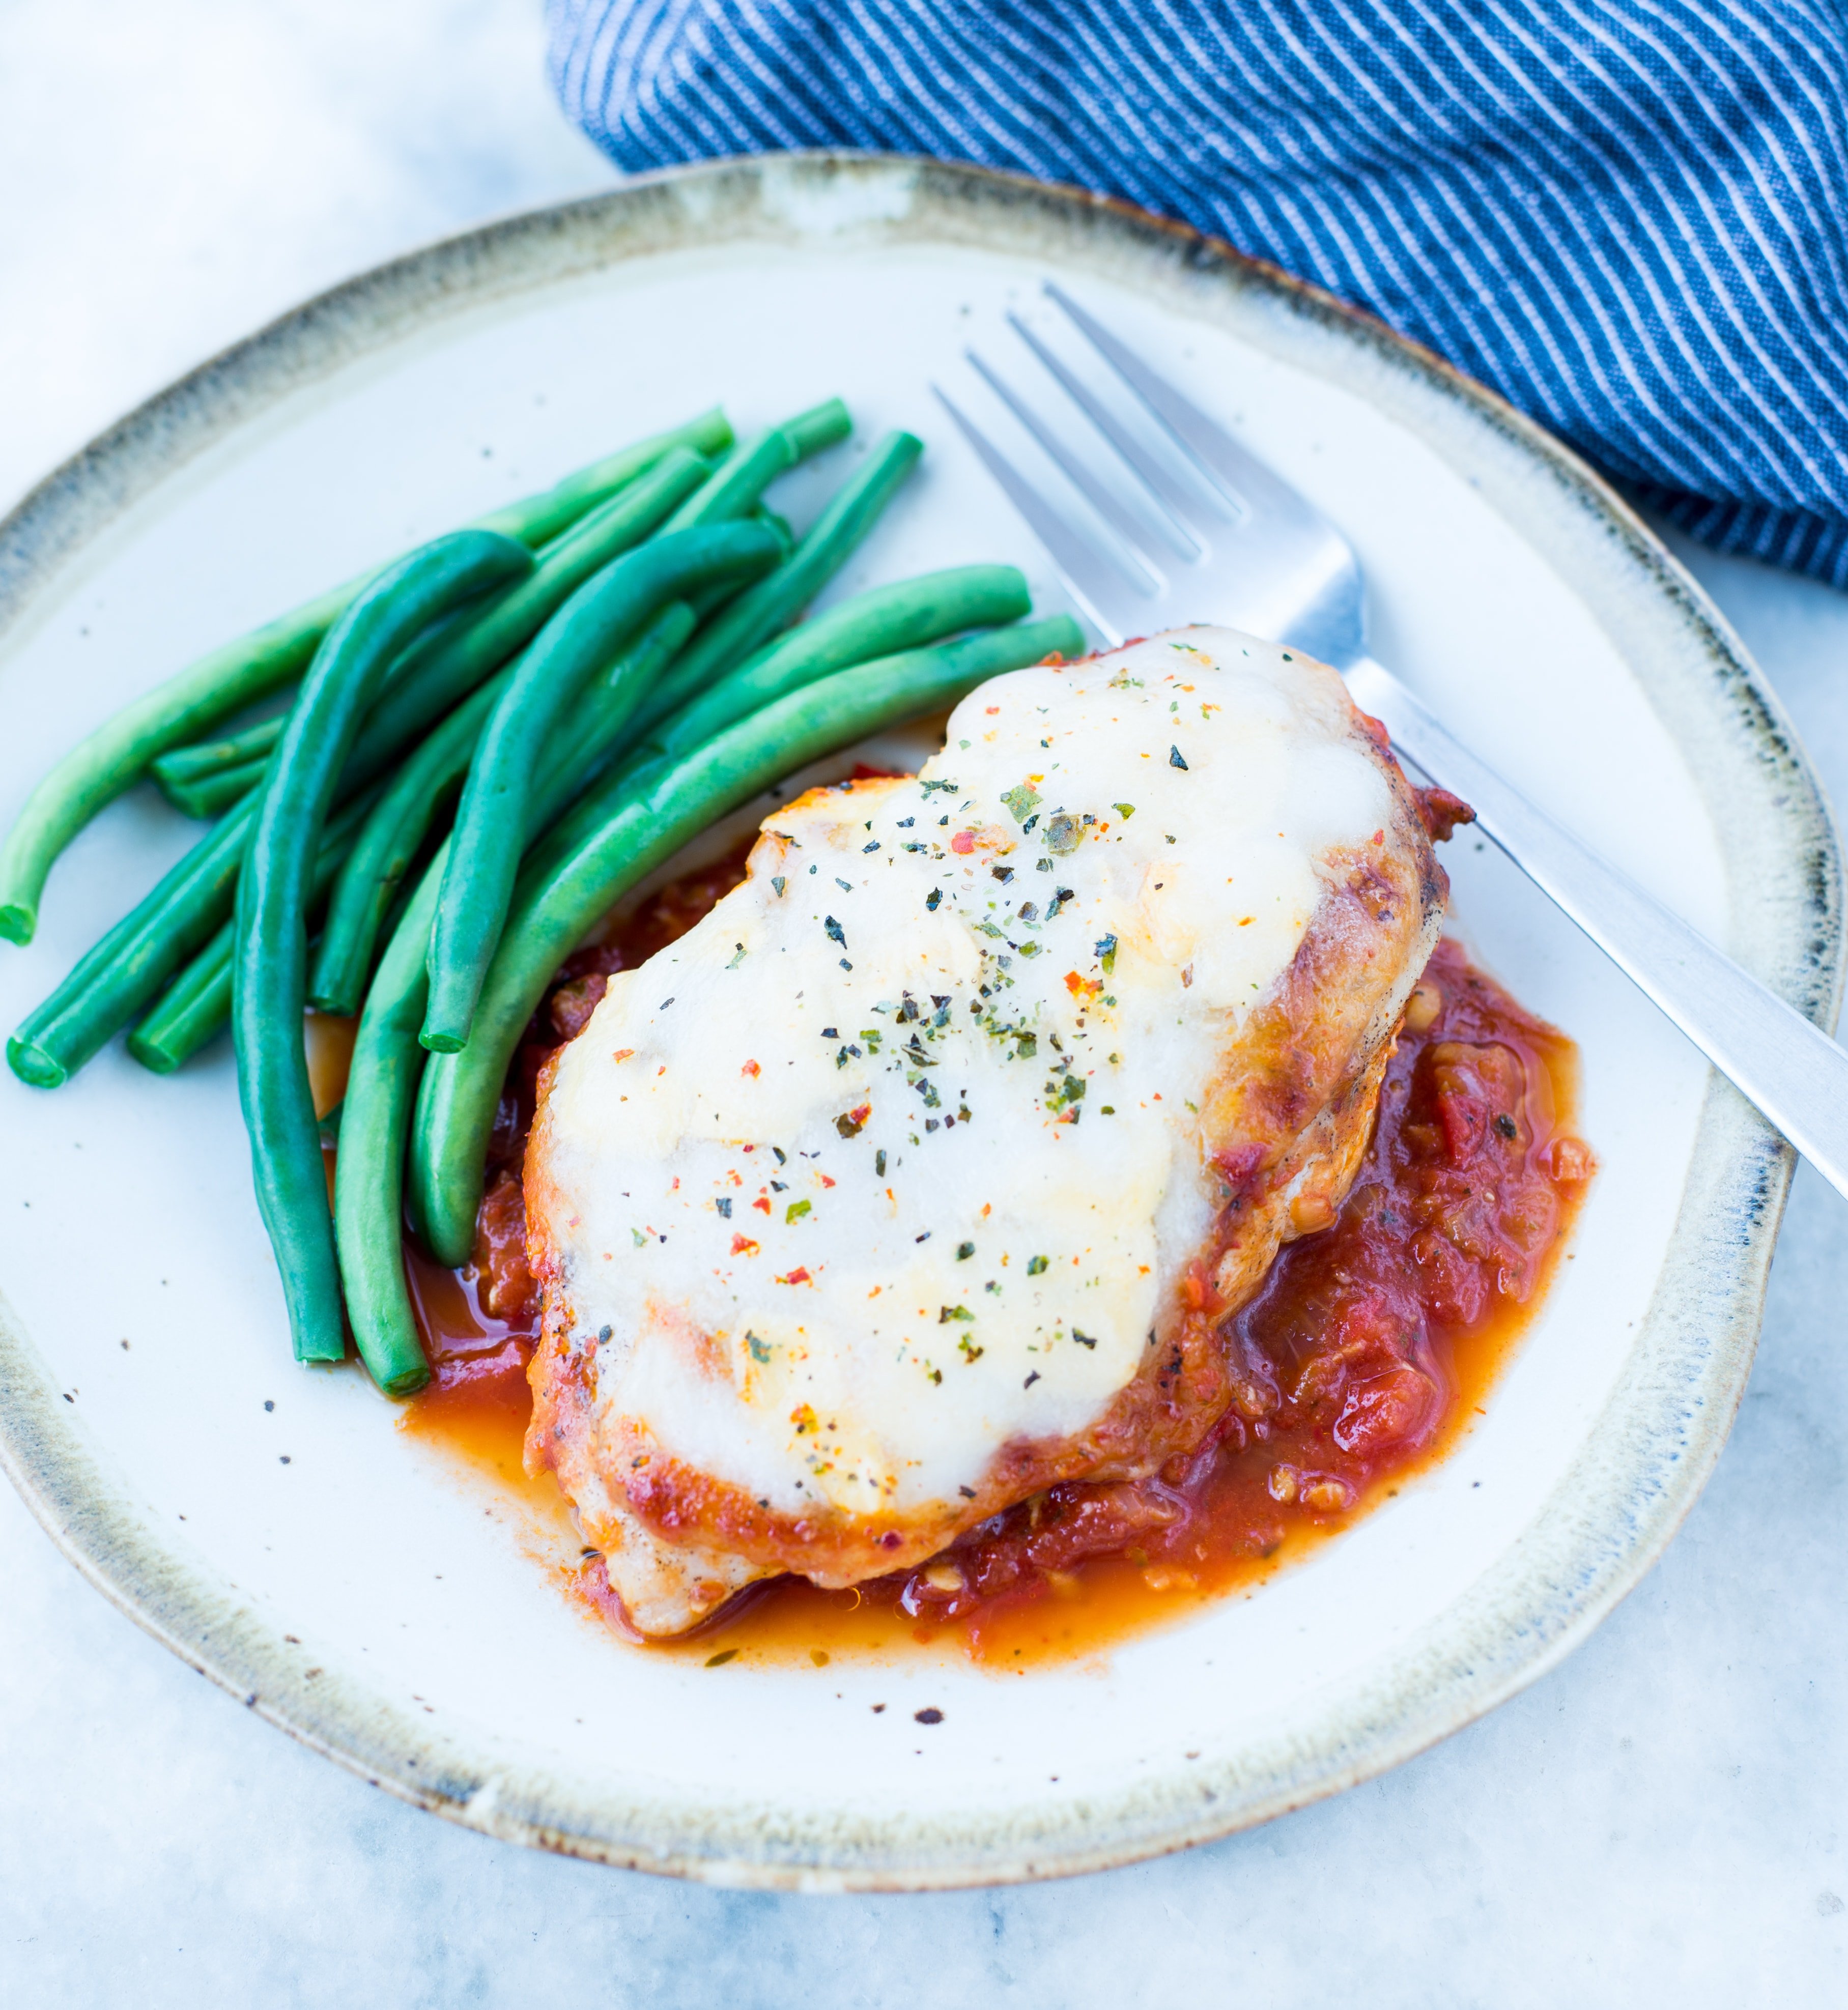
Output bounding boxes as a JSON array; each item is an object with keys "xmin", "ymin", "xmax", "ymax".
[{"xmin": 936, "ymin": 282, "xmax": 1848, "ymax": 1203}]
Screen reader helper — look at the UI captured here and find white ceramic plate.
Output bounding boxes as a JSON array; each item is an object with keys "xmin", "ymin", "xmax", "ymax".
[{"xmin": 0, "ymin": 155, "xmax": 1837, "ymax": 1890}]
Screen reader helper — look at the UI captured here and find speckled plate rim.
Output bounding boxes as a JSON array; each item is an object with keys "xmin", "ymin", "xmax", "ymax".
[{"xmin": 0, "ymin": 152, "xmax": 1839, "ymax": 1891}]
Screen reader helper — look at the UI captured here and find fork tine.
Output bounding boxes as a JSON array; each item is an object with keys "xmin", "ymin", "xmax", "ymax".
[
  {"xmin": 1006, "ymin": 312, "xmax": 1228, "ymax": 536},
  {"xmin": 931, "ymin": 385, "xmax": 1141, "ymax": 645},
  {"xmin": 1044, "ymin": 282, "xmax": 1318, "ymax": 527},
  {"xmin": 933, "ymin": 386, "xmax": 1150, "ymax": 643},
  {"xmin": 965, "ymin": 348, "xmax": 1200, "ymax": 566}
]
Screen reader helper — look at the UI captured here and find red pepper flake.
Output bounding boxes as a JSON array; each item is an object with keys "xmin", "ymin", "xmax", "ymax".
[
  {"xmin": 611, "ymin": 1048, "xmax": 634, "ymax": 1064},
  {"xmin": 777, "ymin": 1267, "xmax": 813, "ymax": 1286},
  {"xmin": 731, "ymin": 1234, "xmax": 760, "ymax": 1256},
  {"xmin": 742, "ymin": 1058, "xmax": 761, "ymax": 1077},
  {"xmin": 1371, "ymin": 828, "xmax": 1385, "ymax": 845},
  {"xmin": 752, "ymin": 1196, "xmax": 772, "ymax": 1214},
  {"xmin": 950, "ymin": 829, "xmax": 976, "ymax": 854},
  {"xmin": 1064, "ymin": 971, "xmax": 1102, "ymax": 1000}
]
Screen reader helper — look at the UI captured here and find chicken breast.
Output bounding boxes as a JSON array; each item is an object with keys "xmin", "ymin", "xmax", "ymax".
[{"xmin": 524, "ymin": 625, "xmax": 1447, "ymax": 1635}]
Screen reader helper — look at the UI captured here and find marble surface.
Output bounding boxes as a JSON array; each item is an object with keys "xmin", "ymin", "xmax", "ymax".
[{"xmin": 3, "ymin": 5, "xmax": 1846, "ymax": 2002}]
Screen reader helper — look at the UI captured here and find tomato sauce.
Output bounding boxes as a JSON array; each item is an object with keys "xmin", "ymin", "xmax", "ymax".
[{"xmin": 399, "ymin": 845, "xmax": 1591, "ymax": 1668}]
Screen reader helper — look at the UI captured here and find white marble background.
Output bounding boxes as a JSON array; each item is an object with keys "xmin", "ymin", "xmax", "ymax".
[{"xmin": 3, "ymin": 3, "xmax": 1846, "ymax": 2002}]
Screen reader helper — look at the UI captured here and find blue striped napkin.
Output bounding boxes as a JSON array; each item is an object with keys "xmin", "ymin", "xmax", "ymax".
[{"xmin": 548, "ymin": 0, "xmax": 1848, "ymax": 588}]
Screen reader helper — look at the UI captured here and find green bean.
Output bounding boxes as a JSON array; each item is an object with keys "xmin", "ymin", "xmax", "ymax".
[
  {"xmin": 0, "ymin": 602, "xmax": 335, "ymax": 952},
  {"xmin": 656, "ymin": 400, "xmax": 850, "ymax": 537},
  {"xmin": 151, "ymin": 715, "xmax": 285, "ymax": 790},
  {"xmin": 679, "ymin": 509, "xmax": 797, "ymax": 622},
  {"xmin": 8, "ymin": 800, "xmax": 257, "ymax": 1087},
  {"xmin": 660, "ymin": 429, "xmax": 794, "ymax": 533},
  {"xmin": 124, "ymin": 924, "xmax": 234, "ymax": 1074},
  {"xmin": 532, "ymin": 602, "xmax": 698, "ymax": 827},
  {"xmin": 778, "ymin": 397, "xmax": 852, "ymax": 461},
  {"xmin": 637, "ymin": 431, "xmax": 924, "ymax": 729},
  {"xmin": 11, "ymin": 766, "xmax": 382, "ymax": 1088},
  {"xmin": 308, "ymin": 675, "xmax": 508, "ymax": 1016},
  {"xmin": 646, "ymin": 439, "xmax": 804, "ymax": 635},
  {"xmin": 652, "ymin": 565, "xmax": 1029, "ymax": 761},
  {"xmin": 149, "ymin": 721, "xmax": 289, "ymax": 808},
  {"xmin": 677, "ymin": 504, "xmax": 802, "ymax": 618},
  {"xmin": 235, "ymin": 530, "xmax": 532, "ymax": 1365},
  {"xmin": 420, "ymin": 519, "xmax": 783, "ymax": 1054},
  {"xmin": 160, "ymin": 754, "xmax": 272, "ymax": 820},
  {"xmin": 409, "ymin": 612, "xmax": 1083, "ymax": 1261},
  {"xmin": 0, "ymin": 411, "xmax": 730, "ymax": 946},
  {"xmin": 333, "ymin": 850, "xmax": 447, "ymax": 1396},
  {"xmin": 128, "ymin": 802, "xmax": 366, "ymax": 1074},
  {"xmin": 348, "ymin": 445, "xmax": 714, "ymax": 784},
  {"xmin": 681, "ymin": 523, "xmax": 793, "ymax": 629}
]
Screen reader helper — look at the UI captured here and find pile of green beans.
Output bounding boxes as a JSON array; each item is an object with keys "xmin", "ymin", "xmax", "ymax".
[
  {"xmin": 2, "ymin": 392, "xmax": 1083, "ymax": 1396},
  {"xmin": 0, "ymin": 408, "xmax": 732, "ymax": 945},
  {"xmin": 24, "ymin": 419, "xmax": 815, "ymax": 1086}
]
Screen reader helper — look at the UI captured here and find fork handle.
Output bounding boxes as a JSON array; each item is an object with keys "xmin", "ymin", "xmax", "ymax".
[{"xmin": 1344, "ymin": 655, "xmax": 1848, "ymax": 1200}]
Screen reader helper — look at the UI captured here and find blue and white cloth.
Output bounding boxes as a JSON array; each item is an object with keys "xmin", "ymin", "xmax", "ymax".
[{"xmin": 548, "ymin": 0, "xmax": 1848, "ymax": 587}]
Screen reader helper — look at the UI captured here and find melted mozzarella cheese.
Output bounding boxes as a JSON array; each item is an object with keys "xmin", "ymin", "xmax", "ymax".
[{"xmin": 533, "ymin": 627, "xmax": 1392, "ymax": 1520}]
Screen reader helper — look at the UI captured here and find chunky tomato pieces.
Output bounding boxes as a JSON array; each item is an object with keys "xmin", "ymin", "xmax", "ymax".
[{"xmin": 888, "ymin": 938, "xmax": 1589, "ymax": 1631}]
